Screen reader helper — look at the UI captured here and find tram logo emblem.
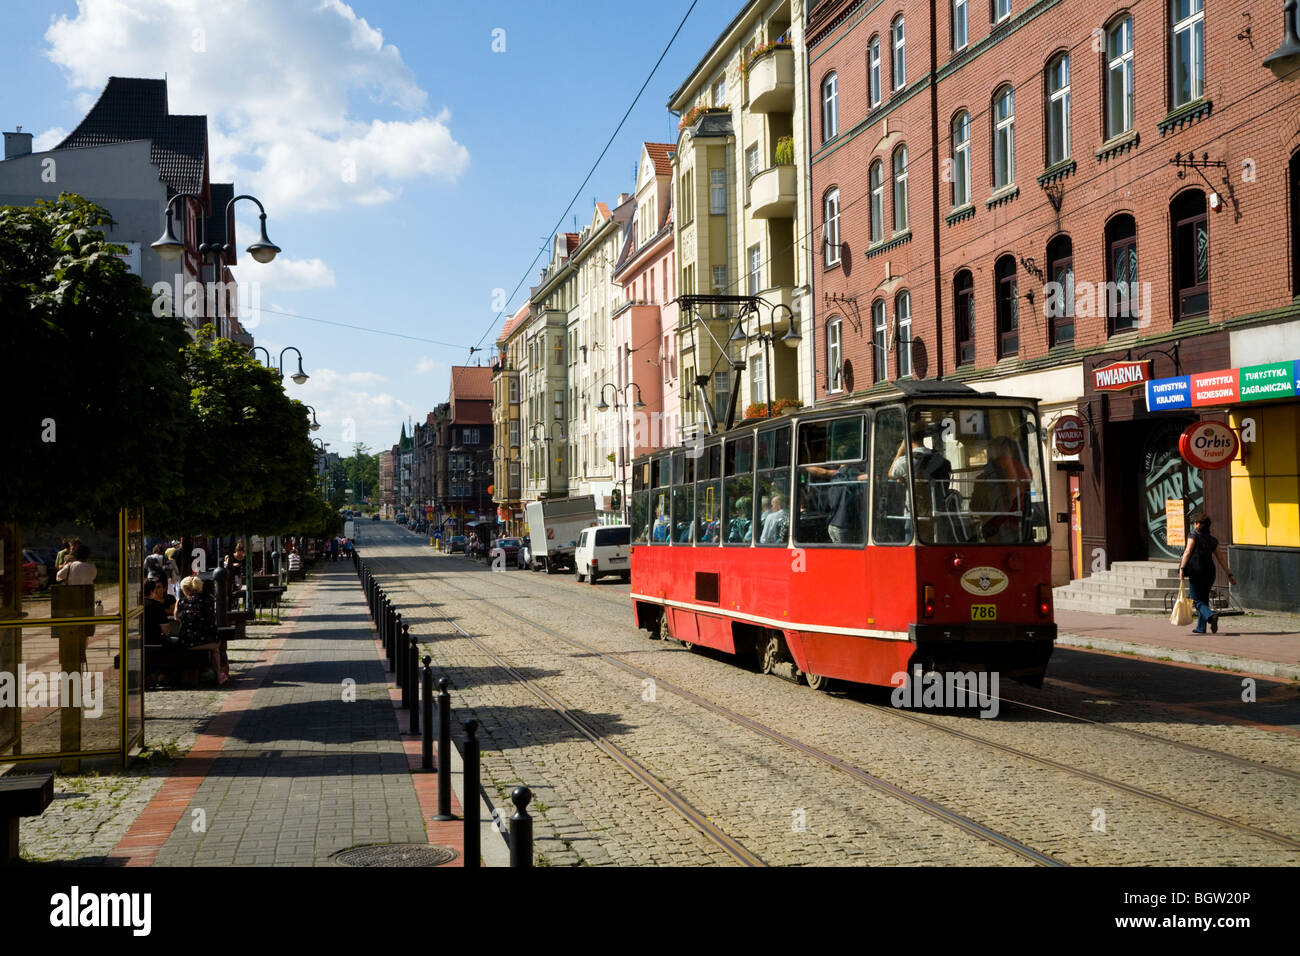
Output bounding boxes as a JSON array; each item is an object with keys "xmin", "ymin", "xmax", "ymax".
[{"xmin": 961, "ymin": 566, "xmax": 1008, "ymax": 596}]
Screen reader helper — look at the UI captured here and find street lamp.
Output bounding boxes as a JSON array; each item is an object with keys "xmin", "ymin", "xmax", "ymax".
[
  {"xmin": 529, "ymin": 421, "xmax": 566, "ymax": 497},
  {"xmin": 152, "ymin": 192, "xmax": 281, "ymax": 264},
  {"xmin": 303, "ymin": 404, "xmax": 322, "ymax": 431},
  {"xmin": 731, "ymin": 301, "xmax": 802, "ymax": 419},
  {"xmin": 246, "ymin": 344, "xmax": 310, "ymax": 385},
  {"xmin": 596, "ymin": 382, "xmax": 645, "ymax": 522},
  {"xmin": 1265, "ymin": 0, "xmax": 1300, "ymax": 78}
]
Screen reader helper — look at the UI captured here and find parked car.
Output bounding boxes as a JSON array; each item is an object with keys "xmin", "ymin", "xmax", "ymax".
[
  {"xmin": 574, "ymin": 525, "xmax": 631, "ymax": 584},
  {"xmin": 447, "ymin": 535, "xmax": 467, "ymax": 554},
  {"xmin": 395, "ymin": 513, "xmax": 407, "ymax": 524},
  {"xmin": 372, "ymin": 514, "xmax": 380, "ymax": 521},
  {"xmin": 22, "ymin": 549, "xmax": 47, "ymax": 592},
  {"xmin": 488, "ymin": 537, "xmax": 522, "ymax": 567}
]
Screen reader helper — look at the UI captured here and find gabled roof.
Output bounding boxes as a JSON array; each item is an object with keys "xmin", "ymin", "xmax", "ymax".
[
  {"xmin": 644, "ymin": 143, "xmax": 675, "ymax": 176},
  {"xmin": 595, "ymin": 202, "xmax": 610, "ymax": 218},
  {"xmin": 496, "ymin": 303, "xmax": 531, "ymax": 344},
  {"xmin": 55, "ymin": 77, "xmax": 208, "ymax": 197},
  {"xmin": 450, "ymin": 365, "xmax": 493, "ymax": 401}
]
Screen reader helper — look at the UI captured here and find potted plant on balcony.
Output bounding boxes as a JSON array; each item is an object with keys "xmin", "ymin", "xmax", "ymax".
[
  {"xmin": 741, "ymin": 37, "xmax": 794, "ymax": 77},
  {"xmin": 678, "ymin": 104, "xmax": 729, "ymax": 133},
  {"xmin": 775, "ymin": 136, "xmax": 794, "ymax": 166}
]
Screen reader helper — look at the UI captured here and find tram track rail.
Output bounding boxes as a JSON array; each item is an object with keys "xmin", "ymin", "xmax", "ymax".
[{"xmin": 385, "ymin": 557, "xmax": 1066, "ymax": 867}]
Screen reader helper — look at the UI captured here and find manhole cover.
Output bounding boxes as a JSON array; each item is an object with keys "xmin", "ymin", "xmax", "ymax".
[{"xmin": 332, "ymin": 844, "xmax": 457, "ymax": 867}]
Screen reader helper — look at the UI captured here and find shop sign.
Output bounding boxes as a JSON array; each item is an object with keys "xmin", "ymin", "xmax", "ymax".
[
  {"xmin": 1093, "ymin": 360, "xmax": 1152, "ymax": 391},
  {"xmin": 1189, "ymin": 369, "xmax": 1239, "ymax": 406},
  {"xmin": 1178, "ymin": 421, "xmax": 1238, "ymax": 470},
  {"xmin": 1238, "ymin": 361, "xmax": 1296, "ymax": 402},
  {"xmin": 1166, "ymin": 499, "xmax": 1185, "ymax": 547},
  {"xmin": 1052, "ymin": 415, "xmax": 1085, "ymax": 455},
  {"xmin": 1144, "ymin": 375, "xmax": 1191, "ymax": 411}
]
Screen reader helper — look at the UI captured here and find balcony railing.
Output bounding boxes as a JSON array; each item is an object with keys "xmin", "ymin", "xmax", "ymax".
[
  {"xmin": 747, "ymin": 47, "xmax": 795, "ymax": 113},
  {"xmin": 750, "ymin": 165, "xmax": 797, "ymax": 218}
]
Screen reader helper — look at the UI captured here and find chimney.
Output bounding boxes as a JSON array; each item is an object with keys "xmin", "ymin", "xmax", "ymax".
[
  {"xmin": 618, "ymin": 192, "xmax": 632, "ymax": 205},
  {"xmin": 4, "ymin": 129, "xmax": 33, "ymax": 160}
]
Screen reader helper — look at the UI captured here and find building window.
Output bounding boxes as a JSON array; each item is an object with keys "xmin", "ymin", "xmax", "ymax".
[
  {"xmin": 872, "ymin": 300, "xmax": 888, "ymax": 382},
  {"xmin": 713, "ymin": 370, "xmax": 730, "ymax": 424},
  {"xmin": 709, "ymin": 168, "xmax": 726, "ymax": 215},
  {"xmin": 713, "ymin": 76, "xmax": 727, "ymax": 107},
  {"xmin": 995, "ymin": 254, "xmax": 1018, "ymax": 358},
  {"xmin": 750, "ymin": 352, "xmax": 767, "ymax": 403},
  {"xmin": 824, "ymin": 188, "xmax": 841, "ymax": 266},
  {"xmin": 869, "ymin": 161, "xmax": 884, "ymax": 243},
  {"xmin": 994, "ymin": 0, "xmax": 1010, "ymax": 23},
  {"xmin": 746, "ymin": 143, "xmax": 760, "ymax": 203},
  {"xmin": 993, "ymin": 85, "xmax": 1015, "ymax": 189},
  {"xmin": 954, "ymin": 269, "xmax": 975, "ymax": 366},
  {"xmin": 509, "ymin": 378, "xmax": 519, "ymax": 403},
  {"xmin": 712, "ymin": 264, "xmax": 728, "ymax": 295},
  {"xmin": 953, "ymin": 0, "xmax": 968, "ymax": 49},
  {"xmin": 509, "ymin": 418, "xmax": 520, "ymax": 448},
  {"xmin": 1046, "ymin": 54, "xmax": 1070, "ymax": 165},
  {"xmin": 1046, "ymin": 234, "xmax": 1074, "ymax": 347},
  {"xmin": 1105, "ymin": 16, "xmax": 1134, "ymax": 139},
  {"xmin": 822, "ymin": 72, "xmax": 839, "ymax": 141},
  {"xmin": 892, "ymin": 145, "xmax": 909, "ymax": 233},
  {"xmin": 891, "ymin": 17, "xmax": 906, "ymax": 90},
  {"xmin": 868, "ymin": 36, "xmax": 882, "ymax": 107},
  {"xmin": 1292, "ymin": 151, "xmax": 1300, "ymax": 298},
  {"xmin": 1171, "ymin": 0, "xmax": 1204, "ymax": 109},
  {"xmin": 1106, "ymin": 213, "xmax": 1139, "ymax": 333},
  {"xmin": 1172, "ymin": 190, "xmax": 1209, "ymax": 320},
  {"xmin": 463, "ymin": 427, "xmax": 480, "ymax": 444},
  {"xmin": 951, "ymin": 111, "xmax": 971, "ymax": 208},
  {"xmin": 748, "ymin": 243, "xmax": 762, "ymax": 295},
  {"xmin": 896, "ymin": 290, "xmax": 912, "ymax": 378},
  {"xmin": 827, "ymin": 316, "xmax": 843, "ymax": 391},
  {"xmin": 554, "ymin": 388, "xmax": 564, "ymax": 420},
  {"xmin": 681, "ymin": 170, "xmax": 694, "ymax": 222}
]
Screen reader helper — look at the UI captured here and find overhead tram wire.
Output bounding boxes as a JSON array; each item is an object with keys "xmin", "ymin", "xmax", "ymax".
[{"xmin": 469, "ymin": 0, "xmax": 702, "ymax": 353}]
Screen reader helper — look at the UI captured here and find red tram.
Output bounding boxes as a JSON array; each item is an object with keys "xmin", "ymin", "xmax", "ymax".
[{"xmin": 629, "ymin": 381, "xmax": 1057, "ymax": 689}]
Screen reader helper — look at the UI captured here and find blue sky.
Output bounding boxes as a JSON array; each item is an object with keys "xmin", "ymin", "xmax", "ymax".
[{"xmin": 0, "ymin": 0, "xmax": 741, "ymax": 456}]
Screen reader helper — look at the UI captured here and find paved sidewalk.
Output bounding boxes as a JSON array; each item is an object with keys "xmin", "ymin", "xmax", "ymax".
[
  {"xmin": 1056, "ymin": 607, "xmax": 1300, "ymax": 679},
  {"xmin": 108, "ymin": 563, "xmax": 465, "ymax": 866}
]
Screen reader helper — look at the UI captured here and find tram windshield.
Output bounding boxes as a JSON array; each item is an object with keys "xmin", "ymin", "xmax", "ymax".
[{"xmin": 904, "ymin": 405, "xmax": 1049, "ymax": 545}]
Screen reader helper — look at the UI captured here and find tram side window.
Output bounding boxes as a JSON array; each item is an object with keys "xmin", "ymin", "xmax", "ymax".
[
  {"xmin": 631, "ymin": 461, "xmax": 651, "ymax": 543},
  {"xmin": 723, "ymin": 434, "xmax": 755, "ymax": 544},
  {"xmin": 671, "ymin": 451, "xmax": 695, "ymax": 543},
  {"xmin": 796, "ymin": 415, "xmax": 869, "ymax": 545},
  {"xmin": 755, "ymin": 425, "xmax": 792, "ymax": 546},
  {"xmin": 872, "ymin": 406, "xmax": 911, "ymax": 544},
  {"xmin": 650, "ymin": 454, "xmax": 672, "ymax": 543},
  {"xmin": 695, "ymin": 442, "xmax": 723, "ymax": 543}
]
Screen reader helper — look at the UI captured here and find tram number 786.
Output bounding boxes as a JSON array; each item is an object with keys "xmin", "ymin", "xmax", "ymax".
[{"xmin": 970, "ymin": 604, "xmax": 998, "ymax": 621}]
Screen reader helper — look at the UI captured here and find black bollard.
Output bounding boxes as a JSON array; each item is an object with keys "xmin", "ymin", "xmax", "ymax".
[
  {"xmin": 396, "ymin": 612, "xmax": 407, "ymax": 704},
  {"xmin": 421, "ymin": 657, "xmax": 434, "ymax": 771},
  {"xmin": 509, "ymin": 787, "xmax": 533, "ymax": 868},
  {"xmin": 385, "ymin": 599, "xmax": 395, "ymax": 670},
  {"xmin": 434, "ymin": 677, "xmax": 454, "ymax": 820},
  {"xmin": 464, "ymin": 719, "xmax": 480, "ymax": 868},
  {"xmin": 408, "ymin": 629, "xmax": 420, "ymax": 735}
]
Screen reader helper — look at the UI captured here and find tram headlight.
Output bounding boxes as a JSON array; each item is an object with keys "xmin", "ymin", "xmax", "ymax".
[
  {"xmin": 1038, "ymin": 584, "xmax": 1051, "ymax": 617},
  {"xmin": 923, "ymin": 584, "xmax": 936, "ymax": 618}
]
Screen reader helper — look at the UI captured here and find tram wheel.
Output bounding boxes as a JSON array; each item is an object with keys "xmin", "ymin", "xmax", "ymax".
[
  {"xmin": 805, "ymin": 671, "xmax": 832, "ymax": 692},
  {"xmin": 656, "ymin": 615, "xmax": 671, "ymax": 642},
  {"xmin": 759, "ymin": 633, "xmax": 782, "ymax": 675}
]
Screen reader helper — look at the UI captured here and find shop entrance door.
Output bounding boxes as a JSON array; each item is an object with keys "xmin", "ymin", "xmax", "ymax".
[{"xmin": 1140, "ymin": 420, "xmax": 1202, "ymax": 560}]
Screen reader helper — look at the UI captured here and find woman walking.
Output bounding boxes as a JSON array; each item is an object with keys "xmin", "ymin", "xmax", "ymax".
[{"xmin": 1179, "ymin": 514, "xmax": 1235, "ymax": 634}]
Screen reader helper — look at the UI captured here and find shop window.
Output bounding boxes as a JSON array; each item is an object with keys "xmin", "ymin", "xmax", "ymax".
[{"xmin": 1171, "ymin": 190, "xmax": 1209, "ymax": 320}]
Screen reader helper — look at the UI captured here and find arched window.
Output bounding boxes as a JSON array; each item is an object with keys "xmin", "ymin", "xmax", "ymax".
[
  {"xmin": 951, "ymin": 111, "xmax": 971, "ymax": 208},
  {"xmin": 1171, "ymin": 190, "xmax": 1208, "ymax": 320},
  {"xmin": 1105, "ymin": 16, "xmax": 1134, "ymax": 138},
  {"xmin": 954, "ymin": 270, "xmax": 975, "ymax": 366},
  {"xmin": 993, "ymin": 85, "xmax": 1015, "ymax": 188},
  {"xmin": 892, "ymin": 144, "xmax": 909, "ymax": 232},
  {"xmin": 995, "ymin": 254, "xmax": 1018, "ymax": 358},
  {"xmin": 891, "ymin": 16, "xmax": 906, "ymax": 90},
  {"xmin": 1171, "ymin": 0, "xmax": 1204, "ymax": 109},
  {"xmin": 1105, "ymin": 213, "xmax": 1139, "ymax": 333},
  {"xmin": 1046, "ymin": 53, "xmax": 1071, "ymax": 165},
  {"xmin": 869, "ymin": 159, "xmax": 884, "ymax": 243},
  {"xmin": 826, "ymin": 315, "xmax": 844, "ymax": 391},
  {"xmin": 868, "ymin": 35, "xmax": 882, "ymax": 107},
  {"xmin": 872, "ymin": 299, "xmax": 888, "ymax": 382},
  {"xmin": 896, "ymin": 290, "xmax": 913, "ymax": 378},
  {"xmin": 823, "ymin": 188, "xmax": 841, "ymax": 267},
  {"xmin": 822, "ymin": 72, "xmax": 839, "ymax": 142},
  {"xmin": 1046, "ymin": 234, "xmax": 1074, "ymax": 347}
]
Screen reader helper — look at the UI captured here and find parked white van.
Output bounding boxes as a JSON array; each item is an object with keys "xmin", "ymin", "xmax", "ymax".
[{"xmin": 575, "ymin": 525, "xmax": 632, "ymax": 584}]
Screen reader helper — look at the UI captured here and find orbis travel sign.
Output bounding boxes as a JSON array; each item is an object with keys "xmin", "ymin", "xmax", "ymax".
[
  {"xmin": 1093, "ymin": 360, "xmax": 1152, "ymax": 391},
  {"xmin": 1178, "ymin": 421, "xmax": 1239, "ymax": 470}
]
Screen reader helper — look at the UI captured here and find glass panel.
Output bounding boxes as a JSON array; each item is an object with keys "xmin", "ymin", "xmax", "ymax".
[
  {"xmin": 695, "ymin": 478, "xmax": 723, "ymax": 542},
  {"xmin": 650, "ymin": 489, "xmax": 672, "ymax": 542},
  {"xmin": 632, "ymin": 492, "xmax": 650, "ymax": 543},
  {"xmin": 796, "ymin": 416, "xmax": 868, "ymax": 545},
  {"xmin": 723, "ymin": 435, "xmax": 754, "ymax": 544},
  {"xmin": 872, "ymin": 406, "xmax": 911, "ymax": 544},
  {"xmin": 672, "ymin": 484, "xmax": 695, "ymax": 543}
]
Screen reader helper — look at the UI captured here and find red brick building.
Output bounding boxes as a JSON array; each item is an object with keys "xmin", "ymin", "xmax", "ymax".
[{"xmin": 807, "ymin": 0, "xmax": 1300, "ymax": 607}]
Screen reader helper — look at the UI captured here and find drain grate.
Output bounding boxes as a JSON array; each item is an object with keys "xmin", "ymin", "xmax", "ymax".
[{"xmin": 332, "ymin": 844, "xmax": 457, "ymax": 867}]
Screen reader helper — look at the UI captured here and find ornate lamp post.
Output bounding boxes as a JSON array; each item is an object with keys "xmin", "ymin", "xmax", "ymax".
[
  {"xmin": 529, "ymin": 421, "xmax": 566, "ymax": 498},
  {"xmin": 247, "ymin": 344, "xmax": 310, "ymax": 385},
  {"xmin": 596, "ymin": 383, "xmax": 645, "ymax": 522}
]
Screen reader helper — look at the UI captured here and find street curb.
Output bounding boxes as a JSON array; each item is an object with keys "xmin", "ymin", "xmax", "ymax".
[{"xmin": 1057, "ymin": 633, "xmax": 1300, "ymax": 680}]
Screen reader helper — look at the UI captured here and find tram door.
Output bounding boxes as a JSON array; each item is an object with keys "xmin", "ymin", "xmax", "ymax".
[{"xmin": 1140, "ymin": 420, "xmax": 1202, "ymax": 560}]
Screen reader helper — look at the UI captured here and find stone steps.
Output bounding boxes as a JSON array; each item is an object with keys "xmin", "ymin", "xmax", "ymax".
[{"xmin": 1052, "ymin": 560, "xmax": 1184, "ymax": 615}]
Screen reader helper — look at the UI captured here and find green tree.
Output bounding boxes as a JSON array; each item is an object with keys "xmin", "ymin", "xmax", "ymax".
[
  {"xmin": 344, "ymin": 444, "xmax": 379, "ymax": 506},
  {"xmin": 1, "ymin": 194, "xmax": 190, "ymax": 525}
]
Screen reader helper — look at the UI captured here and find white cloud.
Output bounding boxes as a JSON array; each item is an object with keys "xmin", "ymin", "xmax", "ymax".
[
  {"xmin": 231, "ymin": 253, "xmax": 336, "ymax": 293},
  {"xmin": 286, "ymin": 367, "xmax": 409, "ymax": 453},
  {"xmin": 44, "ymin": 0, "xmax": 469, "ymax": 213},
  {"xmin": 32, "ymin": 127, "xmax": 68, "ymax": 152},
  {"xmin": 415, "ymin": 356, "xmax": 438, "ymax": 374}
]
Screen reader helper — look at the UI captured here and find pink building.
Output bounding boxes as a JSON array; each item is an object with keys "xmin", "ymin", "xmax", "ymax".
[{"xmin": 612, "ymin": 143, "xmax": 680, "ymax": 467}]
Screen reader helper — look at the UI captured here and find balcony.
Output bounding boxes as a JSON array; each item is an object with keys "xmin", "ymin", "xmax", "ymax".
[
  {"xmin": 750, "ymin": 165, "xmax": 797, "ymax": 219},
  {"xmin": 747, "ymin": 48, "xmax": 795, "ymax": 114}
]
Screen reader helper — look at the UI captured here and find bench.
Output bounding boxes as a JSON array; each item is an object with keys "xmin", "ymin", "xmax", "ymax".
[
  {"xmin": 0, "ymin": 773, "xmax": 54, "ymax": 864},
  {"xmin": 144, "ymin": 642, "xmax": 214, "ymax": 688}
]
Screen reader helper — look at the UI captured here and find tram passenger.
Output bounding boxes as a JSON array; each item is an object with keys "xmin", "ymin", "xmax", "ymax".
[
  {"xmin": 727, "ymin": 497, "xmax": 752, "ymax": 543},
  {"xmin": 886, "ymin": 432, "xmax": 953, "ymax": 540},
  {"xmin": 970, "ymin": 435, "xmax": 1031, "ymax": 542},
  {"xmin": 759, "ymin": 494, "xmax": 790, "ymax": 544},
  {"xmin": 803, "ymin": 442, "xmax": 869, "ymax": 544}
]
